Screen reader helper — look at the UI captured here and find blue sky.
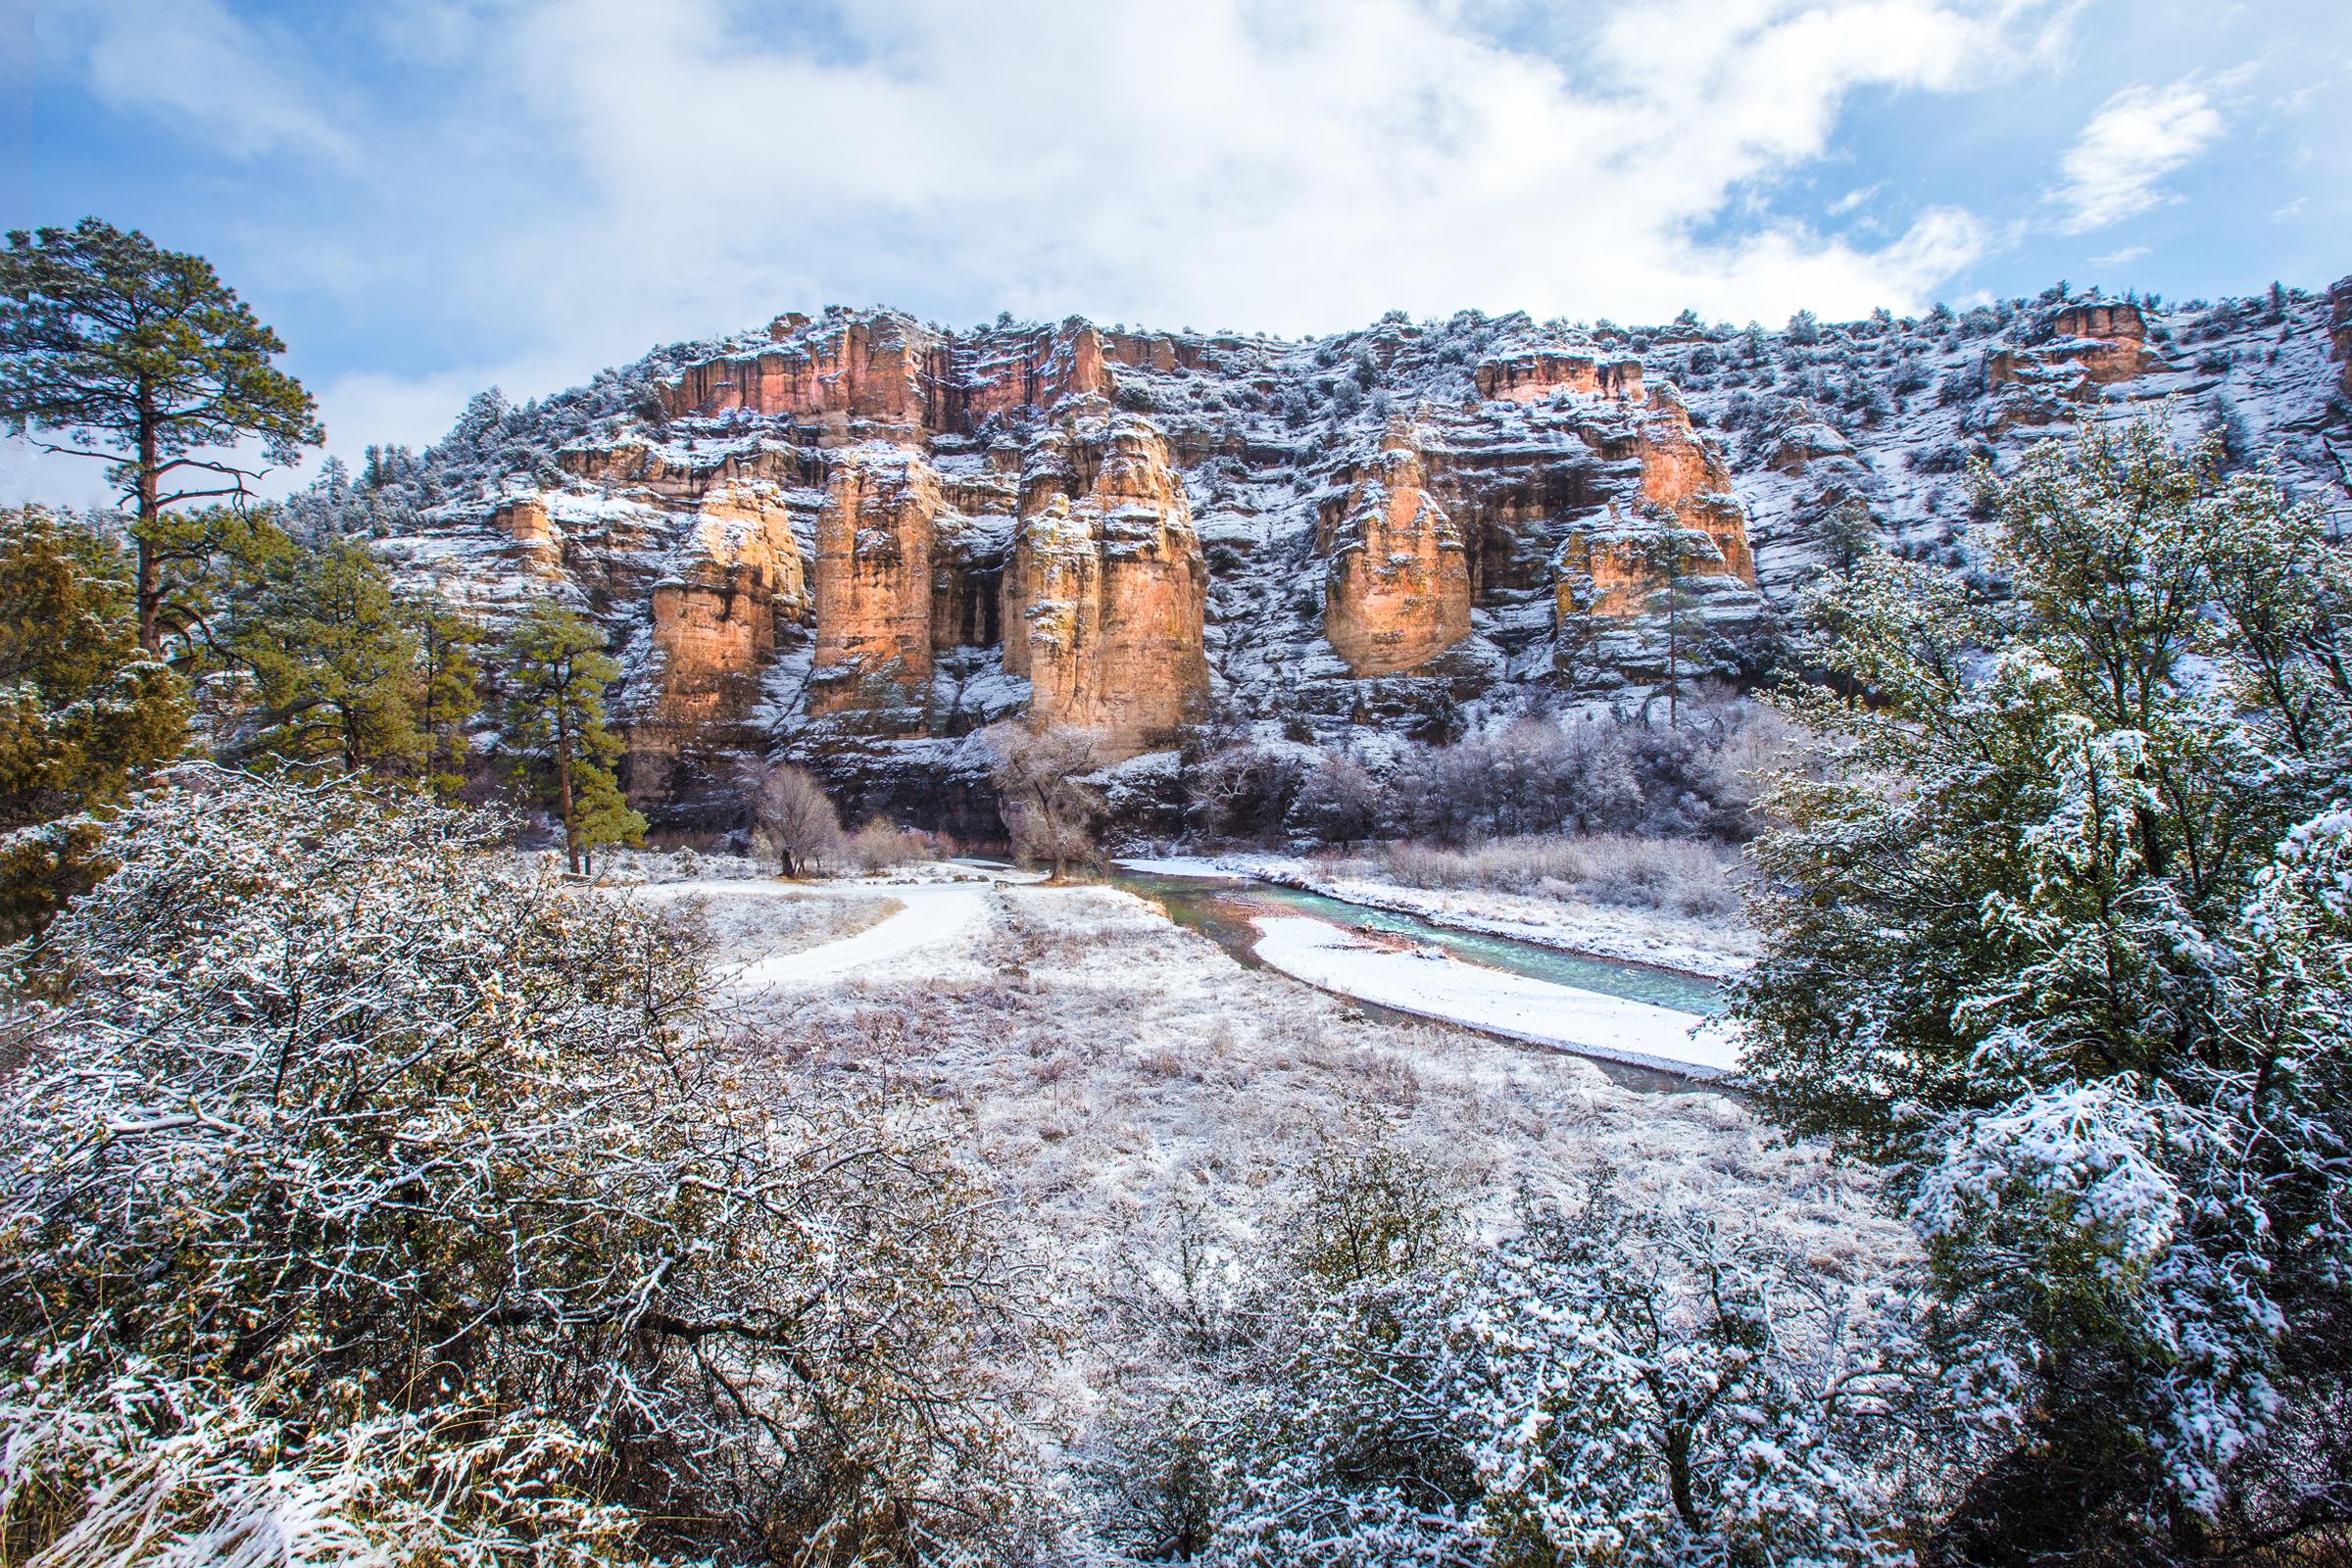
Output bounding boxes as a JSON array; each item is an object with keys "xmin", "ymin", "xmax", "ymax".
[{"xmin": 6, "ymin": 0, "xmax": 2349, "ymax": 502}]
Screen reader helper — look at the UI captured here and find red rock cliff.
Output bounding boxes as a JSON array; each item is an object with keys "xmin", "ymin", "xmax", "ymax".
[
  {"xmin": 1004, "ymin": 416, "xmax": 1207, "ymax": 751},
  {"xmin": 810, "ymin": 446, "xmax": 938, "ymax": 712},
  {"xmin": 1320, "ymin": 421, "xmax": 1472, "ymax": 675},
  {"xmin": 1477, "ymin": 351, "xmax": 1643, "ymax": 404}
]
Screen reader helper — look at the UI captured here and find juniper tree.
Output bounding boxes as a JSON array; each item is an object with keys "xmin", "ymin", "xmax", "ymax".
[
  {"xmin": 1738, "ymin": 418, "xmax": 2352, "ymax": 1562},
  {"xmin": 501, "ymin": 602, "xmax": 643, "ymax": 873},
  {"xmin": 0, "ymin": 219, "xmax": 322, "ymax": 651}
]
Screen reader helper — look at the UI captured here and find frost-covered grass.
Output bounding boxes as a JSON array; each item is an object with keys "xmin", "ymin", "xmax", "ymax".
[
  {"xmin": 737, "ymin": 883, "xmax": 1902, "ymax": 1496},
  {"xmin": 1355, "ymin": 833, "xmax": 1746, "ymax": 917},
  {"xmin": 679, "ymin": 887, "xmax": 906, "ymax": 962}
]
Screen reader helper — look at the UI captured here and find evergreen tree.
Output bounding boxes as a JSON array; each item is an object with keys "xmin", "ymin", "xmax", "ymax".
[
  {"xmin": 0, "ymin": 219, "xmax": 322, "ymax": 651},
  {"xmin": 0, "ymin": 506, "xmax": 188, "ymax": 931},
  {"xmin": 214, "ymin": 523, "xmax": 423, "ymax": 776},
  {"xmin": 405, "ymin": 586, "xmax": 481, "ymax": 800},
  {"xmin": 1738, "ymin": 419, "xmax": 2352, "ymax": 1562},
  {"xmin": 500, "ymin": 604, "xmax": 643, "ymax": 874}
]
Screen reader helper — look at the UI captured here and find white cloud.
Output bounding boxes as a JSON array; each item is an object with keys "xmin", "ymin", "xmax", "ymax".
[
  {"xmin": 42, "ymin": 0, "xmax": 356, "ymax": 163},
  {"xmin": 2089, "ymin": 244, "xmax": 2150, "ymax": 266},
  {"xmin": 1830, "ymin": 182, "xmax": 1886, "ymax": 217},
  {"xmin": 463, "ymin": 0, "xmax": 2049, "ymax": 336},
  {"xmin": 40, "ymin": 0, "xmax": 2085, "ymax": 467},
  {"xmin": 2048, "ymin": 79, "xmax": 2225, "ymax": 233}
]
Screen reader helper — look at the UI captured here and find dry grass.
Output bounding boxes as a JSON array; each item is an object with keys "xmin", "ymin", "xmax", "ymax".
[
  {"xmin": 1354, "ymin": 833, "xmax": 1746, "ymax": 918},
  {"xmin": 704, "ymin": 882, "xmax": 1896, "ymax": 1543},
  {"xmin": 687, "ymin": 890, "xmax": 906, "ymax": 962}
]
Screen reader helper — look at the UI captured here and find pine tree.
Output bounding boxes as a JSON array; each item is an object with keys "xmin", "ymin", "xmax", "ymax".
[
  {"xmin": 500, "ymin": 604, "xmax": 643, "ymax": 874},
  {"xmin": 0, "ymin": 220, "xmax": 322, "ymax": 651},
  {"xmin": 0, "ymin": 506, "xmax": 188, "ymax": 931},
  {"xmin": 215, "ymin": 524, "xmax": 423, "ymax": 775}
]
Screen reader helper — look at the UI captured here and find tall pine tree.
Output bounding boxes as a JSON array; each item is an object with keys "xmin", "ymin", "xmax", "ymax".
[{"xmin": 0, "ymin": 219, "xmax": 322, "ymax": 652}]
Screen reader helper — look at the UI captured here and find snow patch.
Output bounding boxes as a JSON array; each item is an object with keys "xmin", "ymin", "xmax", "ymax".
[{"xmin": 1249, "ymin": 915, "xmax": 1740, "ymax": 1077}]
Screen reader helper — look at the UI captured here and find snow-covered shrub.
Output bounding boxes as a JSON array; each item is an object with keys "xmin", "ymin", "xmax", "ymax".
[
  {"xmin": 1286, "ymin": 752, "xmax": 1380, "ymax": 847},
  {"xmin": 1363, "ymin": 833, "xmax": 1741, "ymax": 917},
  {"xmin": 0, "ymin": 770, "xmax": 1053, "ymax": 1564},
  {"xmin": 1188, "ymin": 1179, "xmax": 1960, "ymax": 1568},
  {"xmin": 1376, "ymin": 713, "xmax": 1762, "ymax": 849}
]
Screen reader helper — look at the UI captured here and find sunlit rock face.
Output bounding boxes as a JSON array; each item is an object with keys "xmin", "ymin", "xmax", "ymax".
[
  {"xmin": 381, "ymin": 286, "xmax": 2348, "ymax": 828},
  {"xmin": 1005, "ymin": 416, "xmax": 1209, "ymax": 749},
  {"xmin": 1988, "ymin": 300, "xmax": 2168, "ymax": 389},
  {"xmin": 1476, "ymin": 350, "xmax": 1643, "ymax": 404},
  {"xmin": 810, "ymin": 446, "xmax": 939, "ymax": 713},
  {"xmin": 1320, "ymin": 420, "xmax": 1472, "ymax": 675}
]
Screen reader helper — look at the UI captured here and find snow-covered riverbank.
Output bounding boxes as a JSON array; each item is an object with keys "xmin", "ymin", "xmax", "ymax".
[
  {"xmin": 1115, "ymin": 853, "xmax": 1758, "ymax": 980},
  {"xmin": 1250, "ymin": 916, "xmax": 1739, "ymax": 1076}
]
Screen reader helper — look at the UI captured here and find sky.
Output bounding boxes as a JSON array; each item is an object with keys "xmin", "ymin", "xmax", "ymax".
[{"xmin": 5, "ymin": 0, "xmax": 2350, "ymax": 506}]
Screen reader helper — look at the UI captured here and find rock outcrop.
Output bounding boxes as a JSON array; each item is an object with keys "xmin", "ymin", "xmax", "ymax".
[
  {"xmin": 1989, "ymin": 299, "xmax": 2164, "ymax": 388},
  {"xmin": 1320, "ymin": 421, "xmax": 1472, "ymax": 675},
  {"xmin": 810, "ymin": 446, "xmax": 940, "ymax": 712},
  {"xmin": 2331, "ymin": 277, "xmax": 2352, "ymax": 397},
  {"xmin": 660, "ymin": 314, "xmax": 1109, "ymax": 440},
  {"xmin": 1476, "ymin": 350, "xmax": 1643, "ymax": 404},
  {"xmin": 1005, "ymin": 416, "xmax": 1208, "ymax": 748}
]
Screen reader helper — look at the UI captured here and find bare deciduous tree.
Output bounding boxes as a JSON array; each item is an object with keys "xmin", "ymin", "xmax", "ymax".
[
  {"xmin": 746, "ymin": 759, "xmax": 842, "ymax": 877},
  {"xmin": 985, "ymin": 721, "xmax": 1105, "ymax": 881}
]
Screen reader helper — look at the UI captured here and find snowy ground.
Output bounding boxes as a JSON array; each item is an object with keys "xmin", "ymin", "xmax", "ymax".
[
  {"xmin": 697, "ymin": 874, "xmax": 1897, "ymax": 1526},
  {"xmin": 1115, "ymin": 853, "xmax": 1760, "ymax": 979},
  {"xmin": 1250, "ymin": 915, "xmax": 1740, "ymax": 1075}
]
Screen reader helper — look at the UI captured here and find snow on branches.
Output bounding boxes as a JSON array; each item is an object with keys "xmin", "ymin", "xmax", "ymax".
[
  {"xmin": 1740, "ymin": 418, "xmax": 2352, "ymax": 1554},
  {"xmin": 0, "ymin": 769, "xmax": 1052, "ymax": 1564}
]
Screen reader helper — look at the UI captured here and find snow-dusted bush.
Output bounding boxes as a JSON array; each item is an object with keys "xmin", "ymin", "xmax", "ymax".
[
  {"xmin": 1377, "ymin": 714, "xmax": 1761, "ymax": 847},
  {"xmin": 0, "ymin": 770, "xmax": 1052, "ymax": 1564},
  {"xmin": 1365, "ymin": 833, "xmax": 1743, "ymax": 917},
  {"xmin": 1116, "ymin": 1146, "xmax": 1967, "ymax": 1568}
]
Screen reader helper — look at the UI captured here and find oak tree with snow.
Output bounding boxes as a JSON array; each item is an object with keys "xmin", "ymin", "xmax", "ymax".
[{"xmin": 1739, "ymin": 418, "xmax": 2352, "ymax": 1562}]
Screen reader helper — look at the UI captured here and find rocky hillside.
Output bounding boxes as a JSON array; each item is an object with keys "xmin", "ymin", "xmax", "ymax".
[{"xmin": 352, "ymin": 279, "xmax": 2352, "ymax": 834}]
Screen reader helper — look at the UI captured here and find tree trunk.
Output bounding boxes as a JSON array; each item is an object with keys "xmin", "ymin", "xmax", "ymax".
[
  {"xmin": 136, "ymin": 392, "xmax": 163, "ymax": 654},
  {"xmin": 555, "ymin": 692, "xmax": 579, "ymax": 875}
]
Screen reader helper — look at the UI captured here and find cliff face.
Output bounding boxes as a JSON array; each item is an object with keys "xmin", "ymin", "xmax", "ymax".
[
  {"xmin": 1320, "ymin": 421, "xmax": 1472, "ymax": 675},
  {"xmin": 1005, "ymin": 416, "xmax": 1208, "ymax": 747},
  {"xmin": 2332, "ymin": 278, "xmax": 2352, "ymax": 398},
  {"xmin": 810, "ymin": 447, "xmax": 939, "ymax": 711},
  {"xmin": 376, "ymin": 285, "xmax": 2350, "ymax": 829}
]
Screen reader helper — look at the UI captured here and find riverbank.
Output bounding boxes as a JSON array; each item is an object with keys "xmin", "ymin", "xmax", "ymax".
[{"xmin": 1115, "ymin": 852, "xmax": 1758, "ymax": 981}]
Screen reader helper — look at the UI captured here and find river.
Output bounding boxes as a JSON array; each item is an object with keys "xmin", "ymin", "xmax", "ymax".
[{"xmin": 1103, "ymin": 866, "xmax": 1726, "ymax": 1014}]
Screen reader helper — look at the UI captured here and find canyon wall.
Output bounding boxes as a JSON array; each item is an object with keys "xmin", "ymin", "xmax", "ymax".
[{"xmin": 375, "ymin": 285, "xmax": 2347, "ymax": 828}]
